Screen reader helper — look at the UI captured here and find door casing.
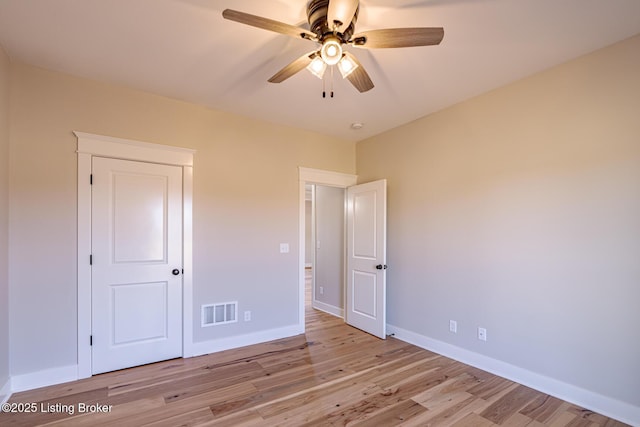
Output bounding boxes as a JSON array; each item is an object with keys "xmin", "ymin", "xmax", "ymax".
[{"xmin": 76, "ymin": 132, "xmax": 194, "ymax": 378}]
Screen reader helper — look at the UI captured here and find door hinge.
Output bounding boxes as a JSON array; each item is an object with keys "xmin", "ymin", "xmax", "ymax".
[
  {"xmin": 90, "ymin": 174, "xmax": 93, "ymax": 185},
  {"xmin": 90, "ymin": 335, "xmax": 93, "ymax": 346},
  {"xmin": 89, "ymin": 254, "xmax": 93, "ymax": 265}
]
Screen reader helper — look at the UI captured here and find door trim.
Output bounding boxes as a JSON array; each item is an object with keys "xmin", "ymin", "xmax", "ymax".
[
  {"xmin": 76, "ymin": 132, "xmax": 195, "ymax": 378},
  {"xmin": 298, "ymin": 167, "xmax": 357, "ymax": 332}
]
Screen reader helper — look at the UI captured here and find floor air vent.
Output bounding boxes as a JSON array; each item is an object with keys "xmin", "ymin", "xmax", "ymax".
[{"xmin": 201, "ymin": 302, "xmax": 238, "ymax": 326}]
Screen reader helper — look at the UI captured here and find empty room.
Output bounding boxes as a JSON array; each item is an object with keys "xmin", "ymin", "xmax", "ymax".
[{"xmin": 0, "ymin": 0, "xmax": 639, "ymax": 426}]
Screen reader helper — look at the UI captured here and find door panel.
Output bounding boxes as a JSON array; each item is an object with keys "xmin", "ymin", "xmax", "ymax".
[
  {"xmin": 353, "ymin": 191, "xmax": 377, "ymax": 258},
  {"xmin": 112, "ymin": 173, "xmax": 168, "ymax": 263},
  {"xmin": 111, "ymin": 281, "xmax": 168, "ymax": 345},
  {"xmin": 346, "ymin": 179, "xmax": 387, "ymax": 339},
  {"xmin": 352, "ymin": 271, "xmax": 377, "ymax": 318},
  {"xmin": 92, "ymin": 157, "xmax": 183, "ymax": 374}
]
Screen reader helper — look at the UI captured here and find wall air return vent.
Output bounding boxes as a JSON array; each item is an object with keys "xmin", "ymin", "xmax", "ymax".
[{"xmin": 201, "ymin": 302, "xmax": 238, "ymax": 327}]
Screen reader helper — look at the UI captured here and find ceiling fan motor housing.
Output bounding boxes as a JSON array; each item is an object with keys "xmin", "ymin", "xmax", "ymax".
[{"xmin": 307, "ymin": 0, "xmax": 358, "ymax": 42}]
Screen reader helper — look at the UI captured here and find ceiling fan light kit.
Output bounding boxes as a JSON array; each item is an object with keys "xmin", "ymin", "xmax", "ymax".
[
  {"xmin": 320, "ymin": 36, "xmax": 343, "ymax": 65},
  {"xmin": 307, "ymin": 55, "xmax": 327, "ymax": 79},
  {"xmin": 222, "ymin": 0, "xmax": 444, "ymax": 94},
  {"xmin": 337, "ymin": 54, "xmax": 358, "ymax": 78}
]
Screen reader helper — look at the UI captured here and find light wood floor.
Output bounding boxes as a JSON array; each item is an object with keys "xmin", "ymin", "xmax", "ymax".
[{"xmin": 2, "ymin": 277, "xmax": 628, "ymax": 426}]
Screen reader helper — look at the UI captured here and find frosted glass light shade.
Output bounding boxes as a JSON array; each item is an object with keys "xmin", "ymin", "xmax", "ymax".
[
  {"xmin": 337, "ymin": 55, "xmax": 358, "ymax": 78},
  {"xmin": 320, "ymin": 38, "xmax": 343, "ymax": 65},
  {"xmin": 306, "ymin": 56, "xmax": 327, "ymax": 79}
]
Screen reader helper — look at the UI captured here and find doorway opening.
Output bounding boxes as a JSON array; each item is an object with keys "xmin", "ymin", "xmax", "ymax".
[
  {"xmin": 304, "ymin": 184, "xmax": 346, "ymax": 319},
  {"xmin": 298, "ymin": 167, "xmax": 387, "ymax": 339},
  {"xmin": 298, "ymin": 168, "xmax": 356, "ymax": 332}
]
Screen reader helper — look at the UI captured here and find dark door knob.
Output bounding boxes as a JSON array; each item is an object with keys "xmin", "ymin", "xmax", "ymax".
[
  {"xmin": 172, "ymin": 269, "xmax": 180, "ymax": 276},
  {"xmin": 375, "ymin": 264, "xmax": 388, "ymax": 270}
]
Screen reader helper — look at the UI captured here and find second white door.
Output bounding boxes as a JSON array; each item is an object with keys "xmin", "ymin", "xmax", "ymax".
[
  {"xmin": 346, "ymin": 179, "xmax": 387, "ymax": 339},
  {"xmin": 91, "ymin": 157, "xmax": 183, "ymax": 374}
]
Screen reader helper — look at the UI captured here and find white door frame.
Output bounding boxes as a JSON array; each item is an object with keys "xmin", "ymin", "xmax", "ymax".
[
  {"xmin": 76, "ymin": 132, "xmax": 195, "ymax": 378},
  {"xmin": 298, "ymin": 167, "xmax": 357, "ymax": 332}
]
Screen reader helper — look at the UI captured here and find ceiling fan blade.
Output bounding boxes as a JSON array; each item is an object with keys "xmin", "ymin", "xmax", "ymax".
[
  {"xmin": 351, "ymin": 27, "xmax": 444, "ymax": 48},
  {"xmin": 327, "ymin": 0, "xmax": 359, "ymax": 32},
  {"xmin": 268, "ymin": 51, "xmax": 318, "ymax": 83},
  {"xmin": 343, "ymin": 52, "xmax": 374, "ymax": 93},
  {"xmin": 222, "ymin": 9, "xmax": 316, "ymax": 41}
]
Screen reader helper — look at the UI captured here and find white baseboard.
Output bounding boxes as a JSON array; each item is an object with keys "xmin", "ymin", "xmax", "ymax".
[
  {"xmin": 188, "ymin": 324, "xmax": 302, "ymax": 358},
  {"xmin": 1, "ymin": 376, "xmax": 11, "ymax": 405},
  {"xmin": 387, "ymin": 324, "xmax": 640, "ymax": 427},
  {"xmin": 312, "ymin": 300, "xmax": 344, "ymax": 318},
  {"xmin": 10, "ymin": 365, "xmax": 78, "ymax": 393}
]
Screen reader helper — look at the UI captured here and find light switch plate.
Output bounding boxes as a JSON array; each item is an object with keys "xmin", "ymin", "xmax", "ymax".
[{"xmin": 280, "ymin": 243, "xmax": 289, "ymax": 253}]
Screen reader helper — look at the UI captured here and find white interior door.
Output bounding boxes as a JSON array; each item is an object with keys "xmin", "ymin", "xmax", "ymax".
[
  {"xmin": 91, "ymin": 157, "xmax": 183, "ymax": 374},
  {"xmin": 346, "ymin": 179, "xmax": 387, "ymax": 339}
]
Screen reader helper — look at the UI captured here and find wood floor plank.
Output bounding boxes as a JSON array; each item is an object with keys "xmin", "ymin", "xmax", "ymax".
[
  {"xmin": 0, "ymin": 303, "xmax": 630, "ymax": 427},
  {"xmin": 414, "ymin": 393, "xmax": 485, "ymax": 426},
  {"xmin": 549, "ymin": 411, "xmax": 580, "ymax": 427},
  {"xmin": 141, "ymin": 407, "xmax": 215, "ymax": 427},
  {"xmin": 480, "ymin": 384, "xmax": 543, "ymax": 424},
  {"xmin": 259, "ymin": 382, "xmax": 383, "ymax": 426},
  {"xmin": 520, "ymin": 394, "xmax": 566, "ymax": 423},
  {"xmin": 451, "ymin": 412, "xmax": 497, "ymax": 427},
  {"xmin": 198, "ymin": 409, "xmax": 266, "ymax": 427},
  {"xmin": 502, "ymin": 412, "xmax": 536, "ymax": 426},
  {"xmin": 566, "ymin": 405, "xmax": 625, "ymax": 426},
  {"xmin": 347, "ymin": 399, "xmax": 429, "ymax": 426},
  {"xmin": 41, "ymin": 396, "xmax": 166, "ymax": 426},
  {"xmin": 117, "ymin": 382, "xmax": 258, "ymax": 426},
  {"xmin": 411, "ymin": 373, "xmax": 482, "ymax": 408},
  {"xmin": 373, "ymin": 354, "xmax": 452, "ymax": 390},
  {"xmin": 467, "ymin": 374, "xmax": 516, "ymax": 400}
]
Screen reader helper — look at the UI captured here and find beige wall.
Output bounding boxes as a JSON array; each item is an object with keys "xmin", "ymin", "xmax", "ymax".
[
  {"xmin": 0, "ymin": 44, "xmax": 10, "ymax": 393},
  {"xmin": 357, "ymin": 34, "xmax": 640, "ymax": 407},
  {"xmin": 8, "ymin": 62, "xmax": 355, "ymax": 375}
]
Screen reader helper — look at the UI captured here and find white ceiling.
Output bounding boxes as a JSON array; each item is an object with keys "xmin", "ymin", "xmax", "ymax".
[{"xmin": 0, "ymin": 0, "xmax": 639, "ymax": 142}]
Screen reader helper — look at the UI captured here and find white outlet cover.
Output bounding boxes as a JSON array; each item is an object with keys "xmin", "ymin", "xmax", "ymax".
[
  {"xmin": 478, "ymin": 327, "xmax": 487, "ymax": 341},
  {"xmin": 280, "ymin": 243, "xmax": 289, "ymax": 253},
  {"xmin": 449, "ymin": 320, "xmax": 457, "ymax": 333}
]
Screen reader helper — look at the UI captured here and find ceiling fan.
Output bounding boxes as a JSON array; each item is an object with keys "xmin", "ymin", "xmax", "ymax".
[{"xmin": 222, "ymin": 0, "xmax": 444, "ymax": 94}]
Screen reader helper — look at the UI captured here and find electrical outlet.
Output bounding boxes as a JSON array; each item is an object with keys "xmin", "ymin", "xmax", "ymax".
[
  {"xmin": 478, "ymin": 327, "xmax": 487, "ymax": 341},
  {"xmin": 449, "ymin": 320, "xmax": 457, "ymax": 333},
  {"xmin": 244, "ymin": 311, "xmax": 251, "ymax": 322},
  {"xmin": 319, "ymin": 286, "xmax": 324, "ymax": 295}
]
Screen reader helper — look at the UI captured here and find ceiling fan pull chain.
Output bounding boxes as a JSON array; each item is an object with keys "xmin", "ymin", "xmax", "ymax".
[
  {"xmin": 322, "ymin": 72, "xmax": 326, "ymax": 98},
  {"xmin": 331, "ymin": 66, "xmax": 335, "ymax": 98}
]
